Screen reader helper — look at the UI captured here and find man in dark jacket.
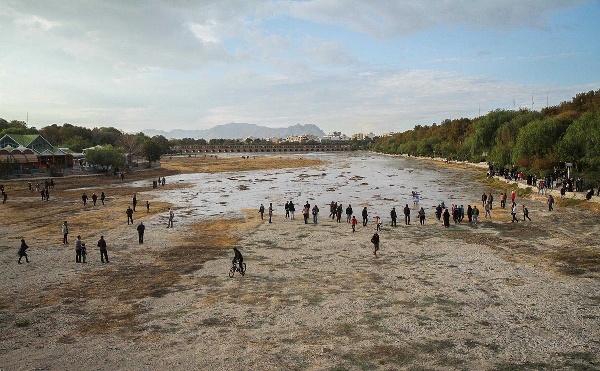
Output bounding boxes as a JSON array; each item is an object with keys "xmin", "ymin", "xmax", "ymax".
[
  {"xmin": 371, "ymin": 233, "xmax": 379, "ymax": 256},
  {"xmin": 390, "ymin": 207, "xmax": 397, "ymax": 227},
  {"xmin": 98, "ymin": 236, "xmax": 109, "ymax": 263},
  {"xmin": 362, "ymin": 207, "xmax": 368, "ymax": 226},
  {"xmin": 137, "ymin": 222, "xmax": 145, "ymax": 244},
  {"xmin": 18, "ymin": 239, "xmax": 29, "ymax": 264},
  {"xmin": 403, "ymin": 204, "xmax": 411, "ymax": 225},
  {"xmin": 126, "ymin": 206, "xmax": 134, "ymax": 225}
]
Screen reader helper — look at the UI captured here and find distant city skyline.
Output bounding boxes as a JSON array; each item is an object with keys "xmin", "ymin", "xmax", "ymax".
[{"xmin": 1, "ymin": 1, "xmax": 599, "ymax": 135}]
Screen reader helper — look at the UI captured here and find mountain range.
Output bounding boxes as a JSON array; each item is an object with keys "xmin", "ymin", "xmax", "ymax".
[{"xmin": 142, "ymin": 123, "xmax": 326, "ymax": 140}]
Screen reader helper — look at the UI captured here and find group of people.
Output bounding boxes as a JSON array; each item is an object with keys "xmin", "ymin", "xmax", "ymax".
[{"xmin": 81, "ymin": 191, "xmax": 106, "ymax": 206}]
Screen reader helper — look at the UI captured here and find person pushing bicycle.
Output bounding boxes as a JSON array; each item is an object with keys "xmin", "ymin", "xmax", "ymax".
[{"xmin": 232, "ymin": 247, "xmax": 244, "ymax": 272}]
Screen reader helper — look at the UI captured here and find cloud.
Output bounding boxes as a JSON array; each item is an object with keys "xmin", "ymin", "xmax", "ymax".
[
  {"xmin": 0, "ymin": 0, "xmax": 596, "ymax": 136},
  {"xmin": 302, "ymin": 37, "xmax": 359, "ymax": 66},
  {"xmin": 271, "ymin": 0, "xmax": 586, "ymax": 38}
]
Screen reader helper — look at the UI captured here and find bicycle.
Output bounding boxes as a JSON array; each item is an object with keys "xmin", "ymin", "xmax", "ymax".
[{"xmin": 229, "ymin": 261, "xmax": 246, "ymax": 278}]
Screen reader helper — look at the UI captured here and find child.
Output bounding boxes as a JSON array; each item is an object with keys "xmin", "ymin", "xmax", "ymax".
[
  {"xmin": 81, "ymin": 243, "xmax": 87, "ymax": 263},
  {"xmin": 351, "ymin": 216, "xmax": 357, "ymax": 232}
]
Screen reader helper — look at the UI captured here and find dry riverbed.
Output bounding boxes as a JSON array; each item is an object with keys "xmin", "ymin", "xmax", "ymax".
[{"xmin": 1, "ymin": 154, "xmax": 599, "ymax": 371}]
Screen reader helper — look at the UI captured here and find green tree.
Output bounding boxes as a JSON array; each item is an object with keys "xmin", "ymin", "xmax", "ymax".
[
  {"xmin": 60, "ymin": 135, "xmax": 94, "ymax": 153},
  {"xmin": 555, "ymin": 109, "xmax": 600, "ymax": 169},
  {"xmin": 142, "ymin": 139, "xmax": 163, "ymax": 166},
  {"xmin": 84, "ymin": 145, "xmax": 126, "ymax": 170},
  {"xmin": 512, "ymin": 116, "xmax": 571, "ymax": 166}
]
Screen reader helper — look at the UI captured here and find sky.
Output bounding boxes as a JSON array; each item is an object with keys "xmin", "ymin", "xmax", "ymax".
[{"xmin": 1, "ymin": 0, "xmax": 599, "ymax": 136}]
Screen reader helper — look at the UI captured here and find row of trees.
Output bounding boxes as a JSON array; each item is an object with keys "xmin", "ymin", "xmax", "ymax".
[
  {"xmin": 371, "ymin": 90, "xmax": 600, "ymax": 179},
  {"xmin": 0, "ymin": 119, "xmax": 171, "ymax": 170}
]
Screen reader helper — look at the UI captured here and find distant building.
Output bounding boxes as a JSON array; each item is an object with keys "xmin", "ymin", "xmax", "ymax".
[
  {"xmin": 322, "ymin": 131, "xmax": 350, "ymax": 142},
  {"xmin": 286, "ymin": 134, "xmax": 320, "ymax": 143},
  {"xmin": 351, "ymin": 133, "xmax": 364, "ymax": 140}
]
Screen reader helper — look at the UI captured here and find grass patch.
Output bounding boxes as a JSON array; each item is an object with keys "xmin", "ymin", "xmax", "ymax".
[
  {"xmin": 557, "ymin": 198, "xmax": 586, "ymax": 207},
  {"xmin": 547, "ymin": 247, "xmax": 600, "ymax": 276},
  {"xmin": 14, "ymin": 319, "xmax": 31, "ymax": 327}
]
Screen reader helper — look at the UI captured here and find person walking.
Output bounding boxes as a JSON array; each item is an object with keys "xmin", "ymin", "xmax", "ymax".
[
  {"xmin": 285, "ymin": 201, "xmax": 290, "ymax": 219},
  {"xmin": 312, "ymin": 205, "xmax": 319, "ymax": 224},
  {"xmin": 443, "ymin": 208, "xmax": 450, "ymax": 228},
  {"xmin": 268, "ymin": 203, "xmax": 273, "ymax": 223},
  {"xmin": 403, "ymin": 204, "xmax": 410, "ymax": 225},
  {"xmin": 351, "ymin": 216, "xmax": 358, "ymax": 232},
  {"xmin": 18, "ymin": 239, "xmax": 30, "ymax": 264},
  {"xmin": 418, "ymin": 207, "xmax": 426, "ymax": 225},
  {"xmin": 98, "ymin": 236, "xmax": 109, "ymax": 263},
  {"xmin": 362, "ymin": 207, "xmax": 368, "ymax": 226},
  {"xmin": 511, "ymin": 203, "xmax": 519, "ymax": 223},
  {"xmin": 82, "ymin": 192, "xmax": 88, "ymax": 206},
  {"xmin": 137, "ymin": 222, "xmax": 145, "ymax": 244},
  {"xmin": 81, "ymin": 243, "xmax": 87, "ymax": 263},
  {"xmin": 472, "ymin": 206, "xmax": 479, "ymax": 225},
  {"xmin": 484, "ymin": 202, "xmax": 491, "ymax": 218},
  {"xmin": 132, "ymin": 194, "xmax": 137, "ymax": 212},
  {"xmin": 62, "ymin": 221, "xmax": 69, "ymax": 244},
  {"xmin": 302, "ymin": 205, "xmax": 309, "ymax": 224},
  {"xmin": 75, "ymin": 235, "xmax": 83, "ymax": 263},
  {"xmin": 371, "ymin": 232, "xmax": 380, "ymax": 256},
  {"xmin": 547, "ymin": 195, "xmax": 554, "ymax": 211},
  {"xmin": 346, "ymin": 204, "xmax": 353, "ymax": 223},
  {"xmin": 259, "ymin": 203, "xmax": 265, "ymax": 219},
  {"xmin": 146, "ymin": 201, "xmax": 150, "ymax": 212},
  {"xmin": 288, "ymin": 201, "xmax": 295, "ymax": 220},
  {"xmin": 167, "ymin": 208, "xmax": 174, "ymax": 228},
  {"xmin": 126, "ymin": 206, "xmax": 134, "ymax": 225},
  {"xmin": 91, "ymin": 193, "xmax": 97, "ymax": 206},
  {"xmin": 374, "ymin": 214, "xmax": 381, "ymax": 231},
  {"xmin": 390, "ymin": 207, "xmax": 397, "ymax": 227},
  {"xmin": 522, "ymin": 205, "xmax": 531, "ymax": 221},
  {"xmin": 100, "ymin": 191, "xmax": 106, "ymax": 205}
]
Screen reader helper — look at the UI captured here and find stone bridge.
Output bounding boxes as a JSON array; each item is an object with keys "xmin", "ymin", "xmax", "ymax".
[{"xmin": 171, "ymin": 143, "xmax": 351, "ymax": 153}]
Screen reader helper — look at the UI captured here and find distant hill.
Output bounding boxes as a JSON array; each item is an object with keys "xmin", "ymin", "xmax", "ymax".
[{"xmin": 142, "ymin": 123, "xmax": 326, "ymax": 140}]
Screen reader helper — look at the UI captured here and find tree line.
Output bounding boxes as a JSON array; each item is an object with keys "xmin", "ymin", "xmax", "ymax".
[
  {"xmin": 370, "ymin": 89, "xmax": 600, "ymax": 185},
  {"xmin": 0, "ymin": 120, "xmax": 171, "ymax": 171}
]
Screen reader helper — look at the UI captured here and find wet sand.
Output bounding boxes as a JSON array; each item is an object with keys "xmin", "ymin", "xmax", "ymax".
[{"xmin": 1, "ymin": 154, "xmax": 599, "ymax": 370}]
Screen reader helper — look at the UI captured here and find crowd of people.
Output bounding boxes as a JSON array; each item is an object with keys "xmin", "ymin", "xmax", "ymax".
[{"xmin": 8, "ymin": 174, "xmax": 177, "ymax": 265}]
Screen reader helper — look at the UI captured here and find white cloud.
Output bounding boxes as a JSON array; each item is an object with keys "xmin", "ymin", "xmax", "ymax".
[
  {"xmin": 189, "ymin": 20, "xmax": 220, "ymax": 43},
  {"xmin": 303, "ymin": 37, "xmax": 359, "ymax": 66},
  {"xmin": 0, "ymin": 0, "xmax": 596, "ymax": 136},
  {"xmin": 271, "ymin": 0, "xmax": 586, "ymax": 38}
]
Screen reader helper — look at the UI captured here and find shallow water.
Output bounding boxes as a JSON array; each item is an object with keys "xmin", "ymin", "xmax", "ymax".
[{"xmin": 142, "ymin": 152, "xmax": 479, "ymax": 223}]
